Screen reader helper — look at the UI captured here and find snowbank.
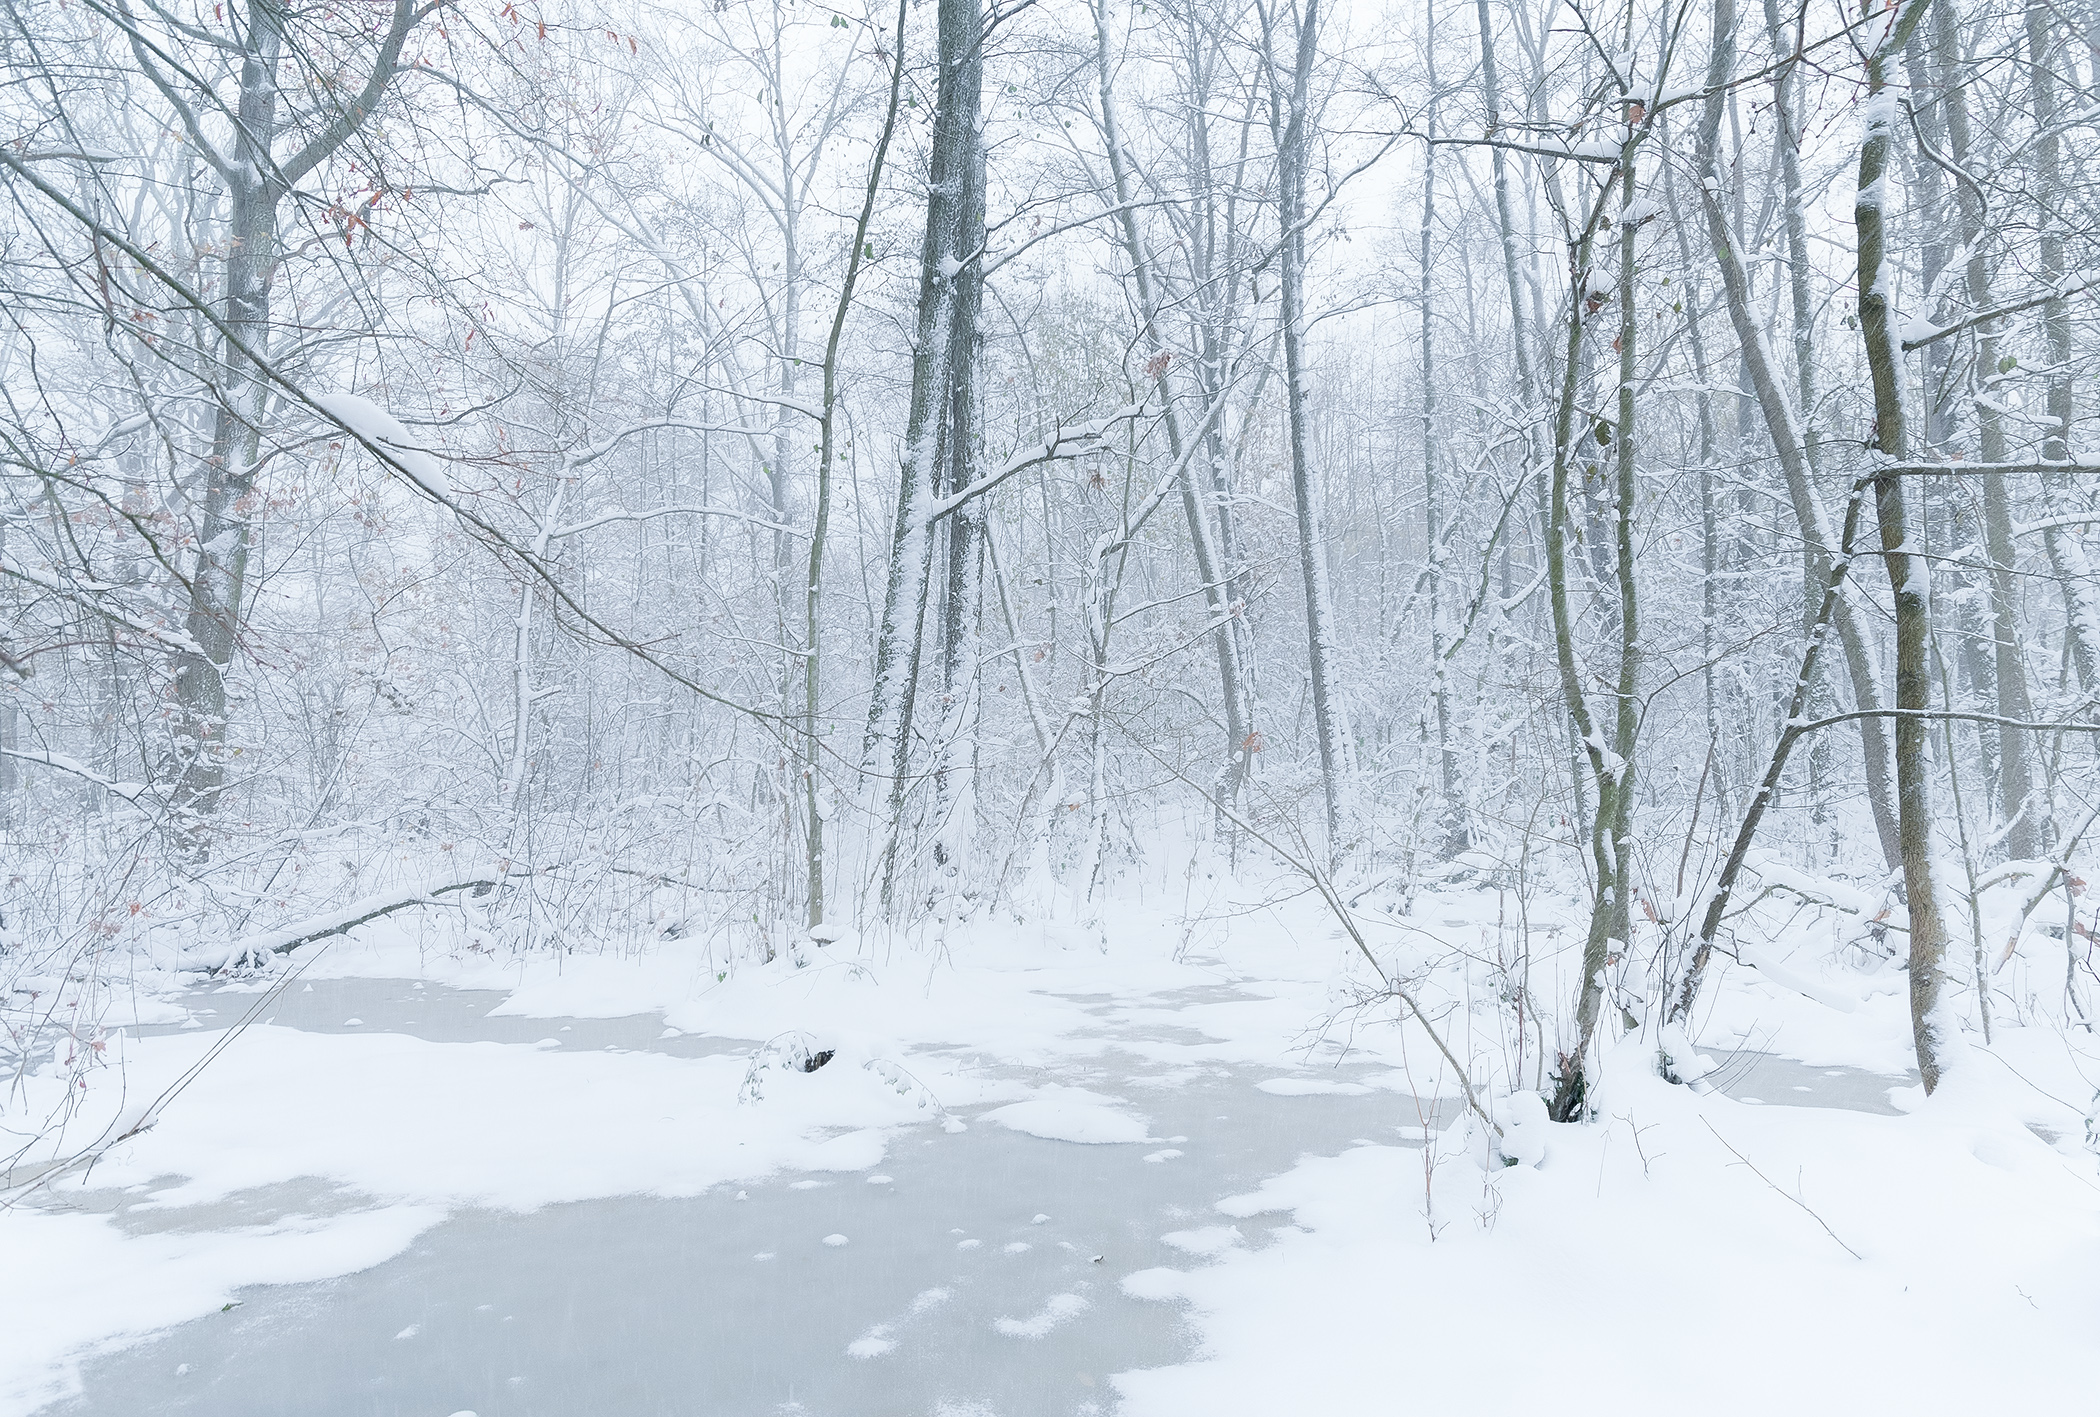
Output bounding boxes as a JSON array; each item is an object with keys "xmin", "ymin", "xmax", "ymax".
[{"xmin": 1116, "ymin": 1041, "xmax": 2100, "ymax": 1416}]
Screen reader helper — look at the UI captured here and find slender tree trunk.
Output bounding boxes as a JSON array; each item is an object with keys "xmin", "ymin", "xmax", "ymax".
[
  {"xmin": 1541, "ymin": 150, "xmax": 1629, "ymax": 1120},
  {"xmin": 1858, "ymin": 0, "xmax": 1952, "ymax": 1094},
  {"xmin": 1474, "ymin": 0, "xmax": 1536, "ymax": 420},
  {"xmin": 1932, "ymin": 0, "xmax": 2040, "ymax": 856},
  {"xmin": 1763, "ymin": 0, "xmax": 1821, "ymax": 478},
  {"xmin": 2028, "ymin": 1, "xmax": 2100, "ymax": 695},
  {"xmin": 1660, "ymin": 144, "xmax": 1727, "ymax": 810},
  {"xmin": 1092, "ymin": 0, "xmax": 1256, "ymax": 817},
  {"xmin": 805, "ymin": 0, "xmax": 909, "ymax": 930},
  {"xmin": 1265, "ymin": 0, "xmax": 1350, "ymax": 848},
  {"xmin": 0, "ymin": 514, "xmax": 14, "ymax": 825},
  {"xmin": 1420, "ymin": 10, "xmax": 1465, "ymax": 855}
]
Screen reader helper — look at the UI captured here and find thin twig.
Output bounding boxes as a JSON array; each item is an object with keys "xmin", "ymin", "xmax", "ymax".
[{"xmin": 1700, "ymin": 1116, "xmax": 1862, "ymax": 1260}]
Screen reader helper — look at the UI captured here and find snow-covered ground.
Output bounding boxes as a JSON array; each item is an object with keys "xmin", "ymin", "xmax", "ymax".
[{"xmin": 5, "ymin": 877, "xmax": 2096, "ymax": 1415}]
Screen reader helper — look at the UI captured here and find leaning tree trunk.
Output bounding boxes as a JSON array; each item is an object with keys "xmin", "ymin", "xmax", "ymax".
[
  {"xmin": 1694, "ymin": 0, "xmax": 1903, "ymax": 874},
  {"xmin": 1092, "ymin": 0, "xmax": 1257, "ymax": 819}
]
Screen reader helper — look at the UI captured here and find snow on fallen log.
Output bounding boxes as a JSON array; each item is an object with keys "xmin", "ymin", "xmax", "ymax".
[
  {"xmin": 176, "ymin": 877, "xmax": 498, "ymax": 972},
  {"xmin": 1739, "ymin": 858, "xmax": 1886, "ymax": 919}
]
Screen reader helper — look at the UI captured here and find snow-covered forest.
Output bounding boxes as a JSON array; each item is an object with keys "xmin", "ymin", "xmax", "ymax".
[{"xmin": 4, "ymin": 0, "xmax": 2099, "ymax": 1411}]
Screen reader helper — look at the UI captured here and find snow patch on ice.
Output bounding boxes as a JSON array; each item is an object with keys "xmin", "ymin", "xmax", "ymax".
[
  {"xmin": 993, "ymin": 1291, "xmax": 1088, "ymax": 1338},
  {"xmin": 982, "ymin": 1096, "xmax": 1149, "ymax": 1144},
  {"xmin": 1161, "ymin": 1225, "xmax": 1243, "ymax": 1256},
  {"xmin": 1254, "ymin": 1077, "xmax": 1373, "ymax": 1096},
  {"xmin": 846, "ymin": 1324, "xmax": 894, "ymax": 1358}
]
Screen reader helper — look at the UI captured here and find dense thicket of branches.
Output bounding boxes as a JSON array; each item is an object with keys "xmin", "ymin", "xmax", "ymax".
[{"xmin": 4, "ymin": 0, "xmax": 2097, "ymax": 1115}]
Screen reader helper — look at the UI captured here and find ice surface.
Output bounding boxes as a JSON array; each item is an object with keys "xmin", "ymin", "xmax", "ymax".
[{"xmin": 17, "ymin": 964, "xmax": 1430, "ymax": 1417}]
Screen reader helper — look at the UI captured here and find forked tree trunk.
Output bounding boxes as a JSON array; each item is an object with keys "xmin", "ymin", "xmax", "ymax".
[
  {"xmin": 862, "ymin": 0, "xmax": 986, "ymax": 904},
  {"xmin": 158, "ymin": 2, "xmax": 420, "ymax": 845}
]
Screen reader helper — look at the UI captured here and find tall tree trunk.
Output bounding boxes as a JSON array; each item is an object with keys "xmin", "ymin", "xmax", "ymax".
[
  {"xmin": 1092, "ymin": 0, "xmax": 1256, "ymax": 819},
  {"xmin": 1940, "ymin": 0, "xmax": 2041, "ymax": 860},
  {"xmin": 1420, "ymin": 8, "xmax": 1465, "ymax": 855},
  {"xmin": 1939, "ymin": 0, "xmax": 2041, "ymax": 857},
  {"xmin": 805, "ymin": 0, "xmax": 909, "ymax": 930},
  {"xmin": 862, "ymin": 0, "xmax": 986, "ymax": 903},
  {"xmin": 1659, "ymin": 142, "xmax": 1727, "ymax": 812},
  {"xmin": 1474, "ymin": 0, "xmax": 1536, "ymax": 423},
  {"xmin": 148, "ymin": 1, "xmax": 418, "ymax": 844},
  {"xmin": 171, "ymin": 9, "xmax": 286, "ymax": 834},
  {"xmin": 1265, "ymin": 0, "xmax": 1350, "ymax": 848},
  {"xmin": 2027, "ymin": 1, "xmax": 2100, "ymax": 695},
  {"xmin": 1903, "ymin": 25, "xmax": 2002, "ymax": 835},
  {"xmin": 1857, "ymin": 0, "xmax": 1952, "ymax": 1094},
  {"xmin": 1542, "ymin": 109, "xmax": 1640, "ymax": 1120}
]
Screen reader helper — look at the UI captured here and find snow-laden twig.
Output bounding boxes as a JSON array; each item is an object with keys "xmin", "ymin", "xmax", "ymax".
[
  {"xmin": 919, "ymin": 405, "xmax": 1149, "ymax": 527},
  {"xmin": 738, "ymin": 1031, "xmax": 825, "ymax": 1104},
  {"xmin": 862, "ymin": 1057, "xmax": 955, "ymax": 1127}
]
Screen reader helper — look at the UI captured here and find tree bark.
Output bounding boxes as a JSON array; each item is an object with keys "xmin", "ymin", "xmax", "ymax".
[
  {"xmin": 862, "ymin": 0, "xmax": 986, "ymax": 903},
  {"xmin": 1857, "ymin": 0, "xmax": 1952, "ymax": 1094},
  {"xmin": 805, "ymin": 0, "xmax": 909, "ymax": 930},
  {"xmin": 1264, "ymin": 0, "xmax": 1350, "ymax": 849},
  {"xmin": 1420, "ymin": 7, "xmax": 1466, "ymax": 856},
  {"xmin": 1932, "ymin": 0, "xmax": 2042, "ymax": 857},
  {"xmin": 2027, "ymin": 1, "xmax": 2100, "ymax": 695}
]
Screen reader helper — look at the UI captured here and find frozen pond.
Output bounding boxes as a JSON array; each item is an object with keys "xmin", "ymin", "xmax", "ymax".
[
  {"xmin": 36, "ymin": 979, "xmax": 1908, "ymax": 1416},
  {"xmin": 44, "ymin": 980, "xmax": 1434, "ymax": 1416}
]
